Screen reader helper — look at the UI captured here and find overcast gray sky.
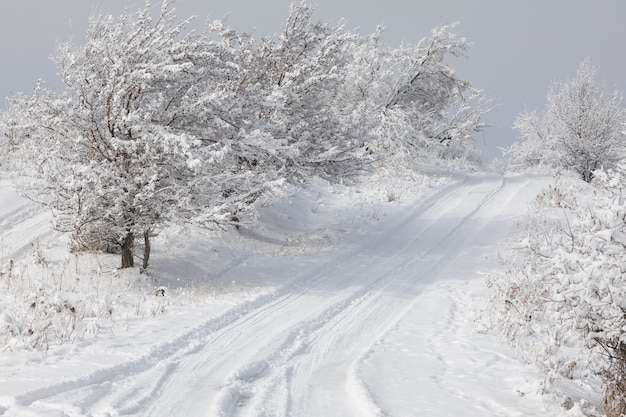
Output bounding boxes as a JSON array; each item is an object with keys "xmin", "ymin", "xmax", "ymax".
[{"xmin": 2, "ymin": 0, "xmax": 626, "ymax": 161}]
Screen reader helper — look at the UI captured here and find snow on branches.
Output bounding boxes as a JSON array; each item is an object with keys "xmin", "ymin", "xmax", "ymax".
[
  {"xmin": 5, "ymin": 2, "xmax": 210, "ymax": 269},
  {"xmin": 2, "ymin": 1, "xmax": 491, "ymax": 268},
  {"xmin": 488, "ymin": 170, "xmax": 626, "ymax": 416},
  {"xmin": 508, "ymin": 60, "xmax": 626, "ymax": 182}
]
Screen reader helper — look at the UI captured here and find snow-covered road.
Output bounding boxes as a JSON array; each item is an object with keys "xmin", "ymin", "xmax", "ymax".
[{"xmin": 0, "ymin": 174, "xmax": 559, "ymax": 416}]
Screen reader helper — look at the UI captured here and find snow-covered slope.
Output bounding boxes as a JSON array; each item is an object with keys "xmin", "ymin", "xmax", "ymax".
[{"xmin": 0, "ymin": 172, "xmax": 593, "ymax": 416}]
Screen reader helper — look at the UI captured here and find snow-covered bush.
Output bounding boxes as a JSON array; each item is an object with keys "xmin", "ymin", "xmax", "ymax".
[
  {"xmin": 488, "ymin": 169, "xmax": 626, "ymax": 416},
  {"xmin": 0, "ymin": 240, "xmax": 172, "ymax": 352}
]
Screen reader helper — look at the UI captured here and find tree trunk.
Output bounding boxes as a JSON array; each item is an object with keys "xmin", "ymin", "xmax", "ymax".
[
  {"xmin": 142, "ymin": 229, "xmax": 151, "ymax": 271},
  {"xmin": 121, "ymin": 231, "xmax": 134, "ymax": 268}
]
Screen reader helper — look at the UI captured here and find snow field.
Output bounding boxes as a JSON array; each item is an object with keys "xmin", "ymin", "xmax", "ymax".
[{"xmin": 0, "ymin": 172, "xmax": 600, "ymax": 416}]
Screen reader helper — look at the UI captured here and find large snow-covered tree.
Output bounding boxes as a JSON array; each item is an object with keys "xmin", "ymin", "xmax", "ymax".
[
  {"xmin": 4, "ymin": 2, "xmax": 238, "ymax": 269},
  {"xmin": 3, "ymin": 1, "xmax": 368, "ymax": 268},
  {"xmin": 2, "ymin": 0, "xmax": 492, "ymax": 269},
  {"xmin": 510, "ymin": 60, "xmax": 625, "ymax": 181}
]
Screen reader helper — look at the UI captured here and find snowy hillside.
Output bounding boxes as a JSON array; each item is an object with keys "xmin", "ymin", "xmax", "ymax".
[{"xmin": 0, "ymin": 172, "xmax": 604, "ymax": 416}]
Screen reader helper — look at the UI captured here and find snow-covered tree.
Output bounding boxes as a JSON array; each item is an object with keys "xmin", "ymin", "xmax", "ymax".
[
  {"xmin": 385, "ymin": 24, "xmax": 491, "ymax": 142},
  {"xmin": 345, "ymin": 23, "xmax": 493, "ymax": 170},
  {"xmin": 510, "ymin": 60, "xmax": 625, "ymax": 181},
  {"xmin": 3, "ymin": 0, "xmax": 492, "ymax": 269},
  {"xmin": 188, "ymin": 2, "xmax": 370, "ymax": 185},
  {"xmin": 4, "ymin": 2, "xmax": 239, "ymax": 269},
  {"xmin": 257, "ymin": 2, "xmax": 369, "ymax": 180},
  {"xmin": 3, "ymin": 1, "xmax": 368, "ymax": 268},
  {"xmin": 179, "ymin": 3, "xmax": 492, "ymax": 180},
  {"xmin": 508, "ymin": 110, "xmax": 558, "ymax": 167}
]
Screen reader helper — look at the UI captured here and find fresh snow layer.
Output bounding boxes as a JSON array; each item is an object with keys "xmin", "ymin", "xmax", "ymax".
[{"xmin": 0, "ymin": 172, "xmax": 592, "ymax": 417}]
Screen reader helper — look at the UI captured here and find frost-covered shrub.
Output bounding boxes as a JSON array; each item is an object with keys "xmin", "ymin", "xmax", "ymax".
[
  {"xmin": 0, "ymin": 286, "xmax": 117, "ymax": 352},
  {"xmin": 488, "ymin": 169, "xmax": 626, "ymax": 415},
  {"xmin": 0, "ymin": 240, "xmax": 172, "ymax": 352}
]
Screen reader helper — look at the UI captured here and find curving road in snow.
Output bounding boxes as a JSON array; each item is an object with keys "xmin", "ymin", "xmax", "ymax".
[{"xmin": 0, "ymin": 174, "xmax": 556, "ymax": 416}]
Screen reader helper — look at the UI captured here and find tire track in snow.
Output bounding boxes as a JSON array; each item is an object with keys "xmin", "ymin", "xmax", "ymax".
[
  {"xmin": 200, "ymin": 175, "xmax": 511, "ymax": 417},
  {"xmin": 142, "ymin": 176, "xmax": 493, "ymax": 417},
  {"xmin": 0, "ymin": 200, "xmax": 51, "ymax": 263},
  {"xmin": 44, "ymin": 177, "xmax": 499, "ymax": 416},
  {"xmin": 0, "ymin": 176, "xmax": 472, "ymax": 416},
  {"xmin": 216, "ymin": 175, "xmax": 531, "ymax": 417},
  {"xmin": 283, "ymin": 176, "xmax": 514, "ymax": 417},
  {"xmin": 351, "ymin": 175, "xmax": 537, "ymax": 417},
  {"xmin": 132, "ymin": 177, "xmax": 493, "ymax": 417},
  {"xmin": 2, "ymin": 174, "xmax": 529, "ymax": 417}
]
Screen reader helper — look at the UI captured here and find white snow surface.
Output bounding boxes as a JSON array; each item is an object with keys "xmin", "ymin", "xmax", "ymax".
[{"xmin": 0, "ymin": 172, "xmax": 596, "ymax": 416}]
